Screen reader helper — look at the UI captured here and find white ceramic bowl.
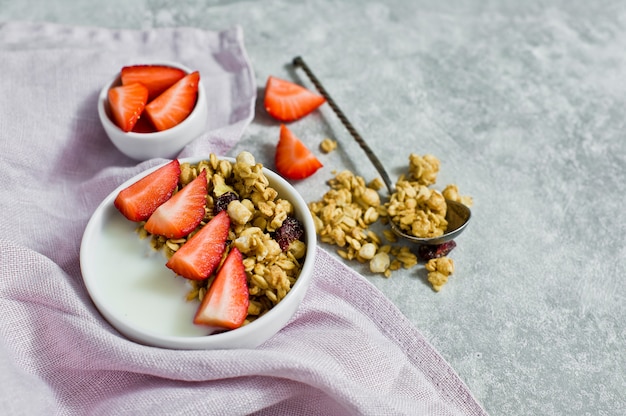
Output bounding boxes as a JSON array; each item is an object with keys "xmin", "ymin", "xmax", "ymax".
[
  {"xmin": 80, "ymin": 156, "xmax": 317, "ymax": 349},
  {"xmin": 97, "ymin": 62, "xmax": 208, "ymax": 161}
]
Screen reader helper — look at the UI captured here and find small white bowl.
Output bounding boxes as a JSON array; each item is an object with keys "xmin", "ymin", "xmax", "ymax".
[
  {"xmin": 98, "ymin": 62, "xmax": 208, "ymax": 161},
  {"xmin": 80, "ymin": 156, "xmax": 317, "ymax": 349}
]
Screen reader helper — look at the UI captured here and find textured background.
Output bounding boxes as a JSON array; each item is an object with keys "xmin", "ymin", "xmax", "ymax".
[{"xmin": 1, "ymin": 1, "xmax": 625, "ymax": 415}]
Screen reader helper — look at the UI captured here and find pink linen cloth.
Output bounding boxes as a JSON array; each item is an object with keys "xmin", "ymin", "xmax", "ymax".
[{"xmin": 0, "ymin": 22, "xmax": 487, "ymax": 415}]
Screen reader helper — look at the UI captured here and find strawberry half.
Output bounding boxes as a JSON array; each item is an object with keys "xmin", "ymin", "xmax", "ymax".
[
  {"xmin": 114, "ymin": 159, "xmax": 181, "ymax": 222},
  {"xmin": 264, "ymin": 76, "xmax": 326, "ymax": 122},
  {"xmin": 166, "ymin": 210, "xmax": 231, "ymax": 280},
  {"xmin": 144, "ymin": 169, "xmax": 207, "ymax": 239},
  {"xmin": 120, "ymin": 65, "xmax": 186, "ymax": 101},
  {"xmin": 108, "ymin": 82, "xmax": 149, "ymax": 132},
  {"xmin": 144, "ymin": 71, "xmax": 200, "ymax": 132},
  {"xmin": 194, "ymin": 247, "xmax": 249, "ymax": 330},
  {"xmin": 275, "ymin": 124, "xmax": 323, "ymax": 180}
]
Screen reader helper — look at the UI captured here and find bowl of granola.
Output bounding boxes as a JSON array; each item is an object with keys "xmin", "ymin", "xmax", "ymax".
[
  {"xmin": 97, "ymin": 61, "xmax": 208, "ymax": 161},
  {"xmin": 80, "ymin": 152, "xmax": 316, "ymax": 349}
]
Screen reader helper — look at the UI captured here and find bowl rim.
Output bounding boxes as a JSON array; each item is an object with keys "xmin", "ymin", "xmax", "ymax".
[
  {"xmin": 80, "ymin": 155, "xmax": 317, "ymax": 349},
  {"xmin": 97, "ymin": 61, "xmax": 207, "ymax": 143}
]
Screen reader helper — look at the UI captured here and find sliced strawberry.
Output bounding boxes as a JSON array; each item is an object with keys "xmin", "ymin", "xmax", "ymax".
[
  {"xmin": 108, "ymin": 82, "xmax": 149, "ymax": 132},
  {"xmin": 264, "ymin": 76, "xmax": 326, "ymax": 122},
  {"xmin": 144, "ymin": 169, "xmax": 207, "ymax": 238},
  {"xmin": 120, "ymin": 65, "xmax": 186, "ymax": 101},
  {"xmin": 275, "ymin": 124, "xmax": 323, "ymax": 180},
  {"xmin": 144, "ymin": 71, "xmax": 200, "ymax": 131},
  {"xmin": 194, "ymin": 247, "xmax": 249, "ymax": 330},
  {"xmin": 114, "ymin": 159, "xmax": 181, "ymax": 222},
  {"xmin": 166, "ymin": 210, "xmax": 231, "ymax": 280}
]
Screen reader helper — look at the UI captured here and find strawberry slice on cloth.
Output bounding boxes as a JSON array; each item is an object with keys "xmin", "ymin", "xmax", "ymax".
[
  {"xmin": 144, "ymin": 71, "xmax": 200, "ymax": 131},
  {"xmin": 166, "ymin": 210, "xmax": 231, "ymax": 281},
  {"xmin": 121, "ymin": 64, "xmax": 186, "ymax": 101},
  {"xmin": 108, "ymin": 82, "xmax": 149, "ymax": 132},
  {"xmin": 194, "ymin": 247, "xmax": 249, "ymax": 330},
  {"xmin": 144, "ymin": 169, "xmax": 207, "ymax": 239},
  {"xmin": 264, "ymin": 76, "xmax": 326, "ymax": 122},
  {"xmin": 113, "ymin": 159, "xmax": 181, "ymax": 222},
  {"xmin": 275, "ymin": 124, "xmax": 323, "ymax": 180}
]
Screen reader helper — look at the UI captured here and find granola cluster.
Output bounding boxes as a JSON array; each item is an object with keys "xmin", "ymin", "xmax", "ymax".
[
  {"xmin": 425, "ymin": 257, "xmax": 455, "ymax": 292},
  {"xmin": 309, "ymin": 153, "xmax": 471, "ymax": 291},
  {"xmin": 138, "ymin": 152, "xmax": 306, "ymax": 322},
  {"xmin": 384, "ymin": 154, "xmax": 448, "ymax": 238},
  {"xmin": 319, "ymin": 138, "xmax": 338, "ymax": 153}
]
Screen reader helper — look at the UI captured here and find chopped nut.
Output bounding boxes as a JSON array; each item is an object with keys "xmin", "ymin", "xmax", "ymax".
[
  {"xmin": 359, "ymin": 188, "xmax": 381, "ymax": 207},
  {"xmin": 228, "ymin": 200, "xmax": 253, "ymax": 225},
  {"xmin": 358, "ymin": 243, "xmax": 377, "ymax": 260},
  {"xmin": 236, "ymin": 151, "xmax": 256, "ymax": 167},
  {"xmin": 369, "ymin": 252, "xmax": 390, "ymax": 274}
]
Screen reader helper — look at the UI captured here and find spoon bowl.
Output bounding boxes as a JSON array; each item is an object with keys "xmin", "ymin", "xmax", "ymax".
[
  {"xmin": 292, "ymin": 56, "xmax": 471, "ymax": 246},
  {"xmin": 389, "ymin": 199, "xmax": 471, "ymax": 245}
]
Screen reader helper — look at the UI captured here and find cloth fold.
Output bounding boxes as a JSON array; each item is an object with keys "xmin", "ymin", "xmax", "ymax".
[{"xmin": 0, "ymin": 21, "xmax": 487, "ymax": 415}]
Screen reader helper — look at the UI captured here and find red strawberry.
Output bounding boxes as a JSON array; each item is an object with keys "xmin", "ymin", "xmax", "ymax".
[
  {"xmin": 114, "ymin": 159, "xmax": 181, "ymax": 222},
  {"xmin": 264, "ymin": 76, "xmax": 326, "ymax": 122},
  {"xmin": 194, "ymin": 247, "xmax": 249, "ymax": 330},
  {"xmin": 275, "ymin": 124, "xmax": 323, "ymax": 180},
  {"xmin": 144, "ymin": 169, "xmax": 207, "ymax": 238},
  {"xmin": 120, "ymin": 65, "xmax": 186, "ymax": 101},
  {"xmin": 108, "ymin": 82, "xmax": 149, "ymax": 132},
  {"xmin": 166, "ymin": 210, "xmax": 231, "ymax": 280},
  {"xmin": 144, "ymin": 71, "xmax": 200, "ymax": 131}
]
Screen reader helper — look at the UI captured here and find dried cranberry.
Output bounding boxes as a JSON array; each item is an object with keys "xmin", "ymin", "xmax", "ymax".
[
  {"xmin": 417, "ymin": 240, "xmax": 456, "ymax": 261},
  {"xmin": 213, "ymin": 192, "xmax": 238, "ymax": 215},
  {"xmin": 274, "ymin": 216, "xmax": 304, "ymax": 251}
]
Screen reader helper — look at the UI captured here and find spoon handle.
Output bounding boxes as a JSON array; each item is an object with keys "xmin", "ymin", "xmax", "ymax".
[{"xmin": 292, "ymin": 56, "xmax": 395, "ymax": 194}]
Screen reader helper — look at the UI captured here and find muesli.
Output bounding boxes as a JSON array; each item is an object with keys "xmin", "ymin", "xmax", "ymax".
[
  {"xmin": 309, "ymin": 153, "xmax": 472, "ymax": 291},
  {"xmin": 134, "ymin": 152, "xmax": 307, "ymax": 324}
]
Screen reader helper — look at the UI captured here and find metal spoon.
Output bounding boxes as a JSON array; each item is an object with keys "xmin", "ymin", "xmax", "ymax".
[{"xmin": 292, "ymin": 56, "xmax": 471, "ymax": 246}]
